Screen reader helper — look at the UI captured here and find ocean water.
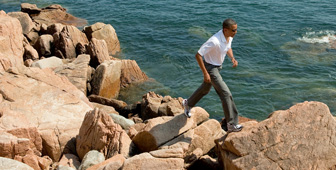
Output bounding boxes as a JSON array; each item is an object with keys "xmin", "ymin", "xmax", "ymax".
[{"xmin": 2, "ymin": 0, "xmax": 335, "ymax": 121}]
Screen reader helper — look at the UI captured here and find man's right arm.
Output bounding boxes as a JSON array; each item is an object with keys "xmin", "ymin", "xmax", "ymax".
[{"xmin": 195, "ymin": 52, "xmax": 211, "ymax": 83}]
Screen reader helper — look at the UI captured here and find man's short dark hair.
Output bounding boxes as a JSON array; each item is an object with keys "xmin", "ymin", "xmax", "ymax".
[{"xmin": 223, "ymin": 18, "xmax": 237, "ymax": 29}]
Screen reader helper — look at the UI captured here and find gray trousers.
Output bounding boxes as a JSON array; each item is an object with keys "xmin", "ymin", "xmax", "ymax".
[{"xmin": 187, "ymin": 61, "xmax": 239, "ymax": 125}]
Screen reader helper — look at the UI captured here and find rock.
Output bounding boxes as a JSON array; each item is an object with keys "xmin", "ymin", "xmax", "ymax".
[
  {"xmin": 122, "ymin": 152, "xmax": 184, "ymax": 170},
  {"xmin": 141, "ymin": 92, "xmax": 163, "ymax": 120},
  {"xmin": 62, "ymin": 25, "xmax": 89, "ymax": 47},
  {"xmin": 78, "ymin": 150, "xmax": 105, "ymax": 170},
  {"xmin": 58, "ymin": 154, "xmax": 81, "ymax": 170},
  {"xmin": 88, "ymin": 38, "xmax": 110, "ymax": 68},
  {"xmin": 216, "ymin": 101, "xmax": 336, "ymax": 170},
  {"xmin": 57, "ymin": 165, "xmax": 76, "ymax": 170},
  {"xmin": 0, "ymin": 132, "xmax": 31, "ymax": 158},
  {"xmin": 8, "ymin": 12, "xmax": 34, "ymax": 35},
  {"xmin": 132, "ymin": 107, "xmax": 209, "ymax": 152},
  {"xmin": 0, "ymin": 157, "xmax": 34, "ymax": 170},
  {"xmin": 24, "ymin": 44, "xmax": 39, "ymax": 60},
  {"xmin": 0, "ymin": 67, "xmax": 92, "ymax": 161},
  {"xmin": 76, "ymin": 108, "xmax": 132, "ymax": 160},
  {"xmin": 31, "ymin": 4, "xmax": 87, "ymax": 27},
  {"xmin": 141, "ymin": 92, "xmax": 184, "ymax": 120},
  {"xmin": 88, "ymin": 95, "xmax": 127, "ymax": 112},
  {"xmin": 54, "ymin": 54, "xmax": 91, "ymax": 95},
  {"xmin": 21, "ymin": 3, "xmax": 41, "ymax": 15},
  {"xmin": 43, "ymin": 4, "xmax": 66, "ymax": 11},
  {"xmin": 31, "ymin": 56, "xmax": 63, "ymax": 69},
  {"xmin": 149, "ymin": 148, "xmax": 184, "ymax": 158},
  {"xmin": 0, "ymin": 12, "xmax": 24, "ymax": 71},
  {"xmin": 86, "ymin": 154, "xmax": 125, "ymax": 170},
  {"xmin": 90, "ymin": 60, "xmax": 122, "ymax": 99},
  {"xmin": 14, "ymin": 150, "xmax": 52, "ymax": 170},
  {"xmin": 26, "ymin": 31, "xmax": 40, "ymax": 45},
  {"xmin": 120, "ymin": 59, "xmax": 148, "ymax": 88},
  {"xmin": 4, "ymin": 127, "xmax": 43, "ymax": 158},
  {"xmin": 24, "ymin": 59, "xmax": 34, "ymax": 67},
  {"xmin": 53, "ymin": 25, "xmax": 89, "ymax": 59},
  {"xmin": 53, "ymin": 31, "xmax": 76, "ymax": 59},
  {"xmin": 92, "ymin": 101, "xmax": 118, "ymax": 113},
  {"xmin": 109, "ymin": 113, "xmax": 135, "ymax": 130},
  {"xmin": 46, "ymin": 23, "xmax": 64, "ymax": 35},
  {"xmin": 160, "ymin": 119, "xmax": 225, "ymax": 165},
  {"xmin": 158, "ymin": 96, "xmax": 184, "ymax": 116},
  {"xmin": 34, "ymin": 34, "xmax": 53, "ymax": 57},
  {"xmin": 84, "ymin": 22, "xmax": 120, "ymax": 55}
]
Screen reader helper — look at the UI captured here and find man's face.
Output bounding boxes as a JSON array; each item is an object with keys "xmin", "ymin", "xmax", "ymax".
[{"xmin": 224, "ymin": 24, "xmax": 238, "ymax": 38}]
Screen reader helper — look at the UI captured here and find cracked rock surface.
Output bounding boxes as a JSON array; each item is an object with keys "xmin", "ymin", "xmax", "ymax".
[{"xmin": 216, "ymin": 101, "xmax": 336, "ymax": 170}]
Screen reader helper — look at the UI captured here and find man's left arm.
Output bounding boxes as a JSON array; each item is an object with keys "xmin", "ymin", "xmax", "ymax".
[{"xmin": 227, "ymin": 48, "xmax": 238, "ymax": 68}]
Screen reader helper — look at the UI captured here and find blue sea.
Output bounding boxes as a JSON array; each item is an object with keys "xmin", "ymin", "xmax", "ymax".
[{"xmin": 2, "ymin": 0, "xmax": 335, "ymax": 121}]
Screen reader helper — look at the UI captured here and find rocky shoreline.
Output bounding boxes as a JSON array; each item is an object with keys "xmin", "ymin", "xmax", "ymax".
[{"xmin": 1, "ymin": 3, "xmax": 336, "ymax": 170}]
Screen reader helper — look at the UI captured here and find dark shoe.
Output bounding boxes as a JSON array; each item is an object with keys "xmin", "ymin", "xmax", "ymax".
[{"xmin": 227, "ymin": 123, "xmax": 243, "ymax": 133}]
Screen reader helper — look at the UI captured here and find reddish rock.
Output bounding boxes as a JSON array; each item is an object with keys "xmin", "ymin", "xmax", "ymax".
[
  {"xmin": 122, "ymin": 152, "xmax": 184, "ymax": 170},
  {"xmin": 31, "ymin": 4, "xmax": 87, "ymax": 27},
  {"xmin": 0, "ymin": 12, "xmax": 24, "ymax": 71},
  {"xmin": 84, "ymin": 22, "xmax": 120, "ymax": 55},
  {"xmin": 76, "ymin": 108, "xmax": 132, "ymax": 160},
  {"xmin": 88, "ymin": 38, "xmax": 110, "ymax": 67},
  {"xmin": 120, "ymin": 59, "xmax": 148, "ymax": 88},
  {"xmin": 8, "ymin": 11, "xmax": 34, "ymax": 35},
  {"xmin": 90, "ymin": 60, "xmax": 122, "ymax": 99},
  {"xmin": 216, "ymin": 101, "xmax": 336, "ymax": 170},
  {"xmin": 86, "ymin": 154, "xmax": 125, "ymax": 170},
  {"xmin": 0, "ymin": 67, "xmax": 92, "ymax": 161},
  {"xmin": 132, "ymin": 107, "xmax": 209, "ymax": 152}
]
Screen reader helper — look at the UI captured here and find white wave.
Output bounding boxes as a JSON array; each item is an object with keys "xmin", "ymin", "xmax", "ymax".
[{"xmin": 297, "ymin": 30, "xmax": 336, "ymax": 44}]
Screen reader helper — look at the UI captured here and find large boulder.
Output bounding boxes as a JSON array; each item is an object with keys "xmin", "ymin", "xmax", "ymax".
[
  {"xmin": 76, "ymin": 108, "xmax": 132, "ymax": 160},
  {"xmin": 34, "ymin": 34, "xmax": 53, "ymax": 57},
  {"xmin": 87, "ymin": 38, "xmax": 110, "ymax": 67},
  {"xmin": 54, "ymin": 54, "xmax": 91, "ymax": 95},
  {"xmin": 21, "ymin": 3, "xmax": 41, "ymax": 15},
  {"xmin": 132, "ymin": 107, "xmax": 209, "ymax": 152},
  {"xmin": 216, "ymin": 101, "xmax": 336, "ymax": 170},
  {"xmin": 0, "ymin": 66, "xmax": 92, "ymax": 161},
  {"xmin": 53, "ymin": 25, "xmax": 89, "ymax": 59},
  {"xmin": 8, "ymin": 11, "xmax": 34, "ymax": 35},
  {"xmin": 84, "ymin": 22, "xmax": 120, "ymax": 55},
  {"xmin": 90, "ymin": 60, "xmax": 122, "ymax": 99},
  {"xmin": 160, "ymin": 119, "xmax": 225, "ymax": 166},
  {"xmin": 30, "ymin": 4, "xmax": 87, "ymax": 27},
  {"xmin": 0, "ymin": 11, "xmax": 24, "ymax": 72},
  {"xmin": 120, "ymin": 59, "xmax": 148, "ymax": 88}
]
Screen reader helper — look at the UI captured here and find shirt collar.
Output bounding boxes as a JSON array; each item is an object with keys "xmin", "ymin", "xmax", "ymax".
[{"xmin": 219, "ymin": 29, "xmax": 227, "ymax": 43}]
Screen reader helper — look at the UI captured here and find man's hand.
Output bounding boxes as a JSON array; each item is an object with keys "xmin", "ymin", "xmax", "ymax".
[
  {"xmin": 232, "ymin": 58, "xmax": 238, "ymax": 68},
  {"xmin": 203, "ymin": 72, "xmax": 211, "ymax": 83}
]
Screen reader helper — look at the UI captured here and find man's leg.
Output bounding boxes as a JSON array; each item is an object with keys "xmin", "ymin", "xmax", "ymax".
[
  {"xmin": 209, "ymin": 67, "xmax": 239, "ymax": 125},
  {"xmin": 187, "ymin": 81, "xmax": 211, "ymax": 107}
]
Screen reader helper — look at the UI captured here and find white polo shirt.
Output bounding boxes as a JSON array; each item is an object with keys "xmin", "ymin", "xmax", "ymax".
[{"xmin": 198, "ymin": 29, "xmax": 233, "ymax": 66}]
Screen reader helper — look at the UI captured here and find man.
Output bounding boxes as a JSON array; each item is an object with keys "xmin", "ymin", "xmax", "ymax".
[{"xmin": 182, "ymin": 18, "xmax": 243, "ymax": 132}]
